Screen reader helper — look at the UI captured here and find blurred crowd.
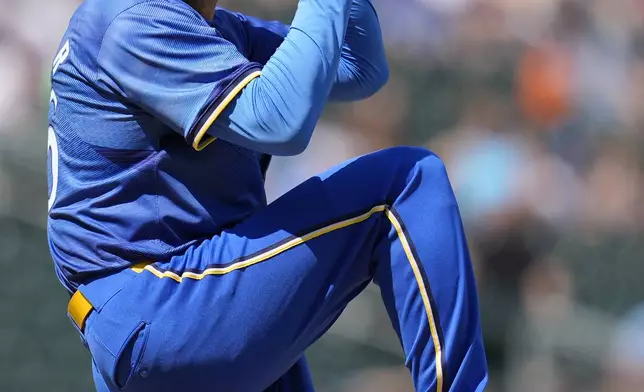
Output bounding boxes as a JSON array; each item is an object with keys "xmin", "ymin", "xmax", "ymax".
[{"xmin": 2, "ymin": 0, "xmax": 644, "ymax": 391}]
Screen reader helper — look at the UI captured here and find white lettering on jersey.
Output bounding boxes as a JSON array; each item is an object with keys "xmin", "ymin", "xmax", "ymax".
[{"xmin": 48, "ymin": 40, "xmax": 70, "ymax": 212}]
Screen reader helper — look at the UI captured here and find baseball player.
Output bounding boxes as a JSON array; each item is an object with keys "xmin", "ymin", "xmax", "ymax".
[{"xmin": 47, "ymin": 0, "xmax": 488, "ymax": 390}]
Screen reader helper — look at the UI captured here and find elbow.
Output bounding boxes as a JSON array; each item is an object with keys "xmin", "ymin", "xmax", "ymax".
[
  {"xmin": 262, "ymin": 116, "xmax": 315, "ymax": 156},
  {"xmin": 248, "ymin": 83, "xmax": 320, "ymax": 156},
  {"xmin": 345, "ymin": 55, "xmax": 390, "ymax": 101},
  {"xmin": 227, "ymin": 77, "xmax": 318, "ymax": 156},
  {"xmin": 273, "ymin": 128, "xmax": 311, "ymax": 156},
  {"xmin": 362, "ymin": 57, "xmax": 389, "ymax": 98}
]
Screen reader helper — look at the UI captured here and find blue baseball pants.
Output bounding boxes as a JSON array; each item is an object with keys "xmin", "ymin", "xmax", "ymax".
[{"xmin": 71, "ymin": 147, "xmax": 488, "ymax": 391}]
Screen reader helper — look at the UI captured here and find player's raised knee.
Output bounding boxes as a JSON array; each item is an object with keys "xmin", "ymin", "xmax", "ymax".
[
  {"xmin": 381, "ymin": 146, "xmax": 443, "ymax": 171},
  {"xmin": 379, "ymin": 146, "xmax": 452, "ymax": 190},
  {"xmin": 379, "ymin": 145, "xmax": 429, "ymax": 161},
  {"xmin": 415, "ymin": 148, "xmax": 452, "ymax": 185}
]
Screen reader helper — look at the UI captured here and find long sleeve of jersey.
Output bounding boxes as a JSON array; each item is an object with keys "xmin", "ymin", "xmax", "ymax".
[
  {"xmin": 208, "ymin": 1, "xmax": 360, "ymax": 155},
  {"xmin": 222, "ymin": 0, "xmax": 389, "ymax": 102},
  {"xmin": 98, "ymin": 0, "xmax": 376, "ymax": 156},
  {"xmin": 330, "ymin": 0, "xmax": 389, "ymax": 101}
]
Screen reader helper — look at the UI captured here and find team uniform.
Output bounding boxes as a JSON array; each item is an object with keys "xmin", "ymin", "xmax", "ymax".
[{"xmin": 47, "ymin": 0, "xmax": 488, "ymax": 391}]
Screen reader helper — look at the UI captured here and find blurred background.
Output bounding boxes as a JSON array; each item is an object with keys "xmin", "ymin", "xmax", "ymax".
[{"xmin": 2, "ymin": 0, "xmax": 644, "ymax": 390}]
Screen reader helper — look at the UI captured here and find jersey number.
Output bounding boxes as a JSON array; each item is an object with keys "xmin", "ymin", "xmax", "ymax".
[
  {"xmin": 47, "ymin": 127, "xmax": 59, "ymax": 211},
  {"xmin": 48, "ymin": 40, "xmax": 69, "ymax": 212}
]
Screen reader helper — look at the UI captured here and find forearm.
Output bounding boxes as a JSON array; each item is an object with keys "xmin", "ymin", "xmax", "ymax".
[
  {"xmin": 232, "ymin": 0, "xmax": 387, "ymax": 103},
  {"xmin": 330, "ymin": 0, "xmax": 389, "ymax": 101}
]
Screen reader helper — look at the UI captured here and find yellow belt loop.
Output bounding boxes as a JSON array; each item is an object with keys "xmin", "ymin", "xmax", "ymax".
[{"xmin": 67, "ymin": 290, "xmax": 94, "ymax": 332}]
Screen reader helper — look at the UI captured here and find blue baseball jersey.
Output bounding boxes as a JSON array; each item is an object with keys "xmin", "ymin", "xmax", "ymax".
[{"xmin": 47, "ymin": 0, "xmax": 283, "ymax": 293}]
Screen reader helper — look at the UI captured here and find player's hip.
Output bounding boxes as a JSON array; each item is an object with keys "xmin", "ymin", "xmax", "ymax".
[{"xmin": 69, "ymin": 261, "xmax": 305, "ymax": 391}]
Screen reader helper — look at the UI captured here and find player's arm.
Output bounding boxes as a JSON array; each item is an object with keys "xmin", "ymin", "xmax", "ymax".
[
  {"xmin": 227, "ymin": 0, "xmax": 389, "ymax": 101},
  {"xmin": 98, "ymin": 0, "xmax": 351, "ymax": 156}
]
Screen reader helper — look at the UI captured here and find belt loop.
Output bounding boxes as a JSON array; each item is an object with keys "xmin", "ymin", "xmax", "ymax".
[
  {"xmin": 67, "ymin": 268, "xmax": 137, "ymax": 334},
  {"xmin": 67, "ymin": 289, "xmax": 94, "ymax": 333}
]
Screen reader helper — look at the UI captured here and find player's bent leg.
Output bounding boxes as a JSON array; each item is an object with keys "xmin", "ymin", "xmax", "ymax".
[
  {"xmin": 75, "ymin": 146, "xmax": 487, "ymax": 391},
  {"xmin": 372, "ymin": 149, "xmax": 488, "ymax": 392}
]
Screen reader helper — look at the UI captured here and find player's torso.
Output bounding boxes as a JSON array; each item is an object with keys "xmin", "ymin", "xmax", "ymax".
[{"xmin": 47, "ymin": 0, "xmax": 268, "ymax": 292}]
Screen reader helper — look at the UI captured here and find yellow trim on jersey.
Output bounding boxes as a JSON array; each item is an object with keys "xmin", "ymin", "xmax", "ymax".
[
  {"xmin": 131, "ymin": 204, "xmax": 444, "ymax": 390},
  {"xmin": 192, "ymin": 70, "xmax": 262, "ymax": 151},
  {"xmin": 67, "ymin": 290, "xmax": 93, "ymax": 332}
]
